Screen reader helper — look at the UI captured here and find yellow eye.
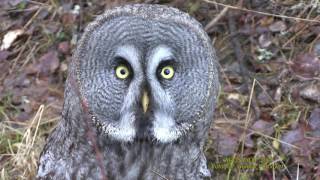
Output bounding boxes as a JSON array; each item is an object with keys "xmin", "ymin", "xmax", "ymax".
[
  {"xmin": 115, "ymin": 65, "xmax": 130, "ymax": 79},
  {"xmin": 160, "ymin": 65, "xmax": 174, "ymax": 79}
]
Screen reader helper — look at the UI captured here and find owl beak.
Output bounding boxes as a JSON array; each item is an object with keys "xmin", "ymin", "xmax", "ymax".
[{"xmin": 142, "ymin": 90, "xmax": 149, "ymax": 113}]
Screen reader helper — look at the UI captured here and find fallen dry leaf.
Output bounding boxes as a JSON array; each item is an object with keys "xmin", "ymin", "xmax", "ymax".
[
  {"xmin": 0, "ymin": 50, "xmax": 10, "ymax": 61},
  {"xmin": 257, "ymin": 91, "xmax": 273, "ymax": 106},
  {"xmin": 290, "ymin": 53, "xmax": 320, "ymax": 79},
  {"xmin": 0, "ymin": 61, "xmax": 10, "ymax": 74},
  {"xmin": 251, "ymin": 119, "xmax": 274, "ymax": 136},
  {"xmin": 281, "ymin": 128, "xmax": 304, "ymax": 153},
  {"xmin": 216, "ymin": 133, "xmax": 238, "ymax": 156},
  {"xmin": 0, "ymin": 29, "xmax": 24, "ymax": 50},
  {"xmin": 309, "ymin": 108, "xmax": 320, "ymax": 137},
  {"xmin": 15, "ymin": 112, "xmax": 31, "ymax": 122},
  {"xmin": 269, "ymin": 21, "xmax": 286, "ymax": 32},
  {"xmin": 300, "ymin": 83, "xmax": 320, "ymax": 103},
  {"xmin": 26, "ymin": 51, "xmax": 60, "ymax": 76},
  {"xmin": 259, "ymin": 16, "xmax": 274, "ymax": 27},
  {"xmin": 58, "ymin": 41, "xmax": 70, "ymax": 54},
  {"xmin": 244, "ymin": 135, "xmax": 254, "ymax": 148},
  {"xmin": 258, "ymin": 33, "xmax": 272, "ymax": 48},
  {"xmin": 61, "ymin": 12, "xmax": 77, "ymax": 26},
  {"xmin": 292, "ymin": 142, "xmax": 313, "ymax": 170},
  {"xmin": 309, "ymin": 108, "xmax": 320, "ymax": 130}
]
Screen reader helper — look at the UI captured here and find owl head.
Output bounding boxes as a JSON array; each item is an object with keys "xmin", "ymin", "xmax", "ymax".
[{"xmin": 73, "ymin": 4, "xmax": 219, "ymax": 143}]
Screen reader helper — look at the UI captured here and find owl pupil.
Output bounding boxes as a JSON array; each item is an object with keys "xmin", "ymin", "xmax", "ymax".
[
  {"xmin": 120, "ymin": 69, "xmax": 126, "ymax": 75},
  {"xmin": 164, "ymin": 69, "xmax": 170, "ymax": 75}
]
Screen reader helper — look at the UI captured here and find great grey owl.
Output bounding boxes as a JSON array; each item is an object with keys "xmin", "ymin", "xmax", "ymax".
[{"xmin": 37, "ymin": 4, "xmax": 219, "ymax": 180}]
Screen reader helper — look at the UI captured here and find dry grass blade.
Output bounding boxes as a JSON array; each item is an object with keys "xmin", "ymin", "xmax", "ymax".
[
  {"xmin": 13, "ymin": 105, "xmax": 44, "ymax": 178},
  {"xmin": 205, "ymin": 6, "xmax": 229, "ymax": 31},
  {"xmin": 215, "ymin": 119, "xmax": 300, "ymax": 149},
  {"xmin": 240, "ymin": 79, "xmax": 257, "ymax": 157},
  {"xmin": 202, "ymin": 0, "xmax": 320, "ymax": 23},
  {"xmin": 0, "ymin": 105, "xmax": 46, "ymax": 179}
]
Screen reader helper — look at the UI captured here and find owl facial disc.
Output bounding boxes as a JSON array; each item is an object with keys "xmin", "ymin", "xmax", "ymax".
[{"xmin": 77, "ymin": 11, "xmax": 218, "ymax": 144}]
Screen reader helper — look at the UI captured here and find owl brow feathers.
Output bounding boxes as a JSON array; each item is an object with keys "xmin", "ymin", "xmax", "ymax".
[{"xmin": 68, "ymin": 73, "xmax": 107, "ymax": 180}]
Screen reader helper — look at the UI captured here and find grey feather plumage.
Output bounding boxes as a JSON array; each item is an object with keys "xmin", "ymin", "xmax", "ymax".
[{"xmin": 37, "ymin": 4, "xmax": 219, "ymax": 180}]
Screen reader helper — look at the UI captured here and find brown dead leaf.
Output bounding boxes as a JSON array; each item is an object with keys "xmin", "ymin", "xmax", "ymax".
[
  {"xmin": 15, "ymin": 112, "xmax": 31, "ymax": 122},
  {"xmin": 281, "ymin": 128, "xmax": 304, "ymax": 153},
  {"xmin": 260, "ymin": 110, "xmax": 273, "ymax": 121},
  {"xmin": 258, "ymin": 33, "xmax": 272, "ymax": 48},
  {"xmin": 257, "ymin": 92, "xmax": 273, "ymax": 106},
  {"xmin": 244, "ymin": 135, "xmax": 254, "ymax": 148},
  {"xmin": 0, "ymin": 60, "xmax": 10, "ymax": 74},
  {"xmin": 309, "ymin": 108, "xmax": 320, "ymax": 130},
  {"xmin": 58, "ymin": 41, "xmax": 70, "ymax": 54},
  {"xmin": 43, "ymin": 22, "xmax": 60, "ymax": 34},
  {"xmin": 293, "ymin": 152, "xmax": 313, "ymax": 172},
  {"xmin": 21, "ymin": 82, "xmax": 50, "ymax": 105},
  {"xmin": 26, "ymin": 51, "xmax": 60, "ymax": 76},
  {"xmin": 25, "ymin": 64, "xmax": 38, "ymax": 75},
  {"xmin": 290, "ymin": 53, "xmax": 320, "ymax": 79},
  {"xmin": 216, "ymin": 133, "xmax": 238, "ymax": 156},
  {"xmin": 282, "ymin": 128, "xmax": 314, "ymax": 171},
  {"xmin": 309, "ymin": 108, "xmax": 320, "ymax": 137},
  {"xmin": 40, "ymin": 51, "xmax": 60, "ymax": 73},
  {"xmin": 0, "ymin": 50, "xmax": 10, "ymax": 61},
  {"xmin": 13, "ymin": 74, "xmax": 31, "ymax": 88},
  {"xmin": 269, "ymin": 21, "xmax": 286, "ymax": 32},
  {"xmin": 61, "ymin": 13, "xmax": 77, "ymax": 25},
  {"xmin": 251, "ymin": 120, "xmax": 274, "ymax": 136},
  {"xmin": 300, "ymin": 83, "xmax": 320, "ymax": 103},
  {"xmin": 210, "ymin": 119, "xmax": 242, "ymax": 155},
  {"xmin": 259, "ymin": 17, "xmax": 274, "ymax": 27}
]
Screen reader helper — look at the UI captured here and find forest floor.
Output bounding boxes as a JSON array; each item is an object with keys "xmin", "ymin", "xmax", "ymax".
[{"xmin": 0, "ymin": 0, "xmax": 320, "ymax": 179}]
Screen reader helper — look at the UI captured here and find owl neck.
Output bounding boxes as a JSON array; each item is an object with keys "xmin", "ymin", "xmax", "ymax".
[
  {"xmin": 64, "ymin": 108, "xmax": 210, "ymax": 179},
  {"xmin": 92, "ymin": 132, "xmax": 210, "ymax": 179},
  {"xmin": 61, "ymin": 114, "xmax": 211, "ymax": 179}
]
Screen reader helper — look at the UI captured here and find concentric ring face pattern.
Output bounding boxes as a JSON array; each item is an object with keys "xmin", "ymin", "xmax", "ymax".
[{"xmin": 76, "ymin": 13, "xmax": 216, "ymax": 142}]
